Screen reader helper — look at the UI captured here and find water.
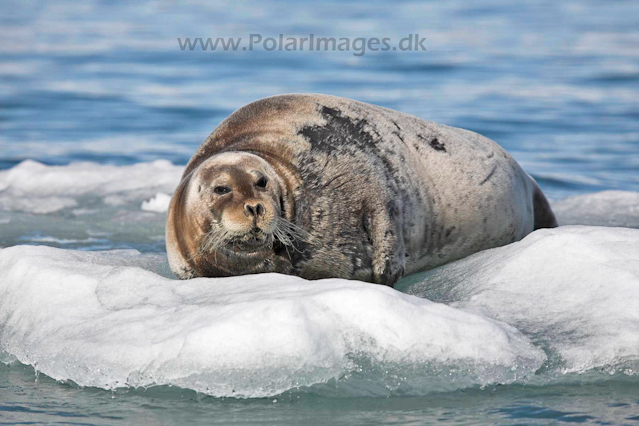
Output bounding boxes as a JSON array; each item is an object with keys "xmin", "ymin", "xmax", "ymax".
[
  {"xmin": 1, "ymin": 0, "xmax": 639, "ymax": 424},
  {"xmin": 3, "ymin": 363, "xmax": 639, "ymax": 425},
  {"xmin": 3, "ymin": 0, "xmax": 639, "ymax": 200}
]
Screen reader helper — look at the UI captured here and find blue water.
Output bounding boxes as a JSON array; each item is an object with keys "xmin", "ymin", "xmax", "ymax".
[
  {"xmin": 1, "ymin": 0, "xmax": 639, "ymax": 424},
  {"xmin": 3, "ymin": 0, "xmax": 639, "ymax": 199}
]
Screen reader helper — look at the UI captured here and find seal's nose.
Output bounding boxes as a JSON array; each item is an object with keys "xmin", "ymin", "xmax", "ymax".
[{"xmin": 244, "ymin": 202, "xmax": 265, "ymax": 218}]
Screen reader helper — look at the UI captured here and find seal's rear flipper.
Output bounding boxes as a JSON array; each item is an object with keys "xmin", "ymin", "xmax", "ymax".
[{"xmin": 533, "ymin": 183, "xmax": 558, "ymax": 229}]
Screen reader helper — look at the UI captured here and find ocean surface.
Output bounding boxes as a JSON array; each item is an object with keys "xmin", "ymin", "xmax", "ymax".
[{"xmin": 1, "ymin": 0, "xmax": 639, "ymax": 424}]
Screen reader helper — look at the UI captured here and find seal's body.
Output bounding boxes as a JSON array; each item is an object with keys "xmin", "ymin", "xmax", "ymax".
[{"xmin": 166, "ymin": 94, "xmax": 557, "ymax": 285}]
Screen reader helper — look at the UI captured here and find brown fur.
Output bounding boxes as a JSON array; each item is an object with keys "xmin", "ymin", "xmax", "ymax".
[
  {"xmin": 167, "ymin": 153, "xmax": 296, "ymax": 278},
  {"xmin": 167, "ymin": 94, "xmax": 557, "ymax": 285}
]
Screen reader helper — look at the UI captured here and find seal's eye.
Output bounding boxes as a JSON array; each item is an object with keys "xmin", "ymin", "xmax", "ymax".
[
  {"xmin": 214, "ymin": 186, "xmax": 231, "ymax": 195},
  {"xmin": 255, "ymin": 176, "xmax": 268, "ymax": 188}
]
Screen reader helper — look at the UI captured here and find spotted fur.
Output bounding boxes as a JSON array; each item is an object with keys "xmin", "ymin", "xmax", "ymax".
[{"xmin": 166, "ymin": 94, "xmax": 557, "ymax": 286}]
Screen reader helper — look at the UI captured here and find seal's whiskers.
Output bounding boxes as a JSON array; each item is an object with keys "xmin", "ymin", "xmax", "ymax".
[
  {"xmin": 200, "ymin": 226, "xmax": 233, "ymax": 254},
  {"xmin": 272, "ymin": 217, "xmax": 310, "ymax": 253}
]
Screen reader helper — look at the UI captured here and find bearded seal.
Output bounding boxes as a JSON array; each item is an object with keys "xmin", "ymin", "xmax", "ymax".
[{"xmin": 166, "ymin": 94, "xmax": 557, "ymax": 285}]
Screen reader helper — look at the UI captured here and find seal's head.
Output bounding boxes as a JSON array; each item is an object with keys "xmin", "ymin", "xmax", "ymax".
[
  {"xmin": 167, "ymin": 151, "xmax": 303, "ymax": 278},
  {"xmin": 195, "ymin": 152, "xmax": 282, "ymax": 249}
]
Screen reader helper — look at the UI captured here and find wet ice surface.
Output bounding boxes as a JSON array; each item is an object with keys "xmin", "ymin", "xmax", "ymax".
[{"xmin": 0, "ymin": 246, "xmax": 545, "ymax": 398}]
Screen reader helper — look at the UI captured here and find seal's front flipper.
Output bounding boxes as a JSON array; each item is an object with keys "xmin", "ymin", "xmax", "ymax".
[
  {"xmin": 374, "ymin": 259, "xmax": 404, "ymax": 287},
  {"xmin": 368, "ymin": 204, "xmax": 406, "ymax": 287}
]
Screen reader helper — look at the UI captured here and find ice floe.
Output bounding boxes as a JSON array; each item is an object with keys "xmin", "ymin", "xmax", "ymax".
[
  {"xmin": 552, "ymin": 190, "xmax": 639, "ymax": 228},
  {"xmin": 0, "ymin": 160, "xmax": 182, "ymax": 214},
  {"xmin": 0, "ymin": 161, "xmax": 183, "ymax": 250},
  {"xmin": 0, "ymin": 245, "xmax": 544, "ymax": 398},
  {"xmin": 398, "ymin": 225, "xmax": 639, "ymax": 377},
  {"xmin": 1, "ymin": 226, "xmax": 639, "ymax": 397},
  {"xmin": 141, "ymin": 192, "xmax": 172, "ymax": 213}
]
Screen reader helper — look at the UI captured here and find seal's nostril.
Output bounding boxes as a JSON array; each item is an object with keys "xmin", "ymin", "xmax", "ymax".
[{"xmin": 245, "ymin": 202, "xmax": 265, "ymax": 218}]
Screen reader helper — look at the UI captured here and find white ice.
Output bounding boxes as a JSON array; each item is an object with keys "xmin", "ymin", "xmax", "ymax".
[
  {"xmin": 141, "ymin": 192, "xmax": 172, "ymax": 213},
  {"xmin": 399, "ymin": 226, "xmax": 639, "ymax": 377},
  {"xmin": 0, "ymin": 161, "xmax": 183, "ymax": 249},
  {"xmin": 0, "ymin": 246, "xmax": 543, "ymax": 397},
  {"xmin": 0, "ymin": 160, "xmax": 183, "ymax": 214},
  {"xmin": 552, "ymin": 190, "xmax": 639, "ymax": 228}
]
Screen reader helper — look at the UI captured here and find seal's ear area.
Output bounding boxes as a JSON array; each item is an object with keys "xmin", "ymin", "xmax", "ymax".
[
  {"xmin": 166, "ymin": 174, "xmax": 200, "ymax": 280},
  {"xmin": 169, "ymin": 177, "xmax": 189, "ymax": 216}
]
